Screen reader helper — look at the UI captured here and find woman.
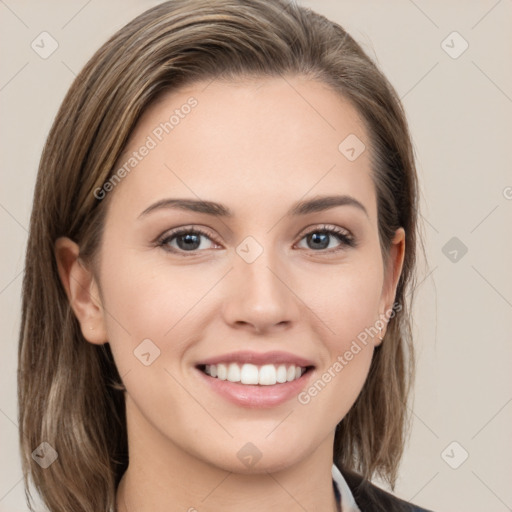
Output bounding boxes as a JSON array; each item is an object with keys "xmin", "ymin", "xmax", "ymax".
[{"xmin": 18, "ymin": 0, "xmax": 431, "ymax": 511}]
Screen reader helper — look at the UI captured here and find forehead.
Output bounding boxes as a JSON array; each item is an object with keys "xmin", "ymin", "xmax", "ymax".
[{"xmin": 107, "ymin": 76, "xmax": 377, "ymax": 223}]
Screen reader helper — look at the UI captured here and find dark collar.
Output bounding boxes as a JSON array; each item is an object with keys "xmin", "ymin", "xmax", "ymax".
[{"xmin": 338, "ymin": 466, "xmax": 434, "ymax": 512}]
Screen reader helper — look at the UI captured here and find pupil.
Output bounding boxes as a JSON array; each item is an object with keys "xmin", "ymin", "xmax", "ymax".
[
  {"xmin": 178, "ymin": 233, "xmax": 200, "ymax": 250},
  {"xmin": 310, "ymin": 232, "xmax": 328, "ymax": 249}
]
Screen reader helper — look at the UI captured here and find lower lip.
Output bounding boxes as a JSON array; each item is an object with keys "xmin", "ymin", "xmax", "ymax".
[{"xmin": 195, "ymin": 367, "xmax": 314, "ymax": 408}]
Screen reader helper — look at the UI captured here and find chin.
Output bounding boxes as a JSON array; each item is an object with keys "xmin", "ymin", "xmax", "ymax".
[{"xmin": 196, "ymin": 440, "xmax": 304, "ymax": 475}]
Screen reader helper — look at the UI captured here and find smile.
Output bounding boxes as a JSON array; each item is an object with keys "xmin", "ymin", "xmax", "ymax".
[
  {"xmin": 200, "ymin": 363, "xmax": 307, "ymax": 386},
  {"xmin": 194, "ymin": 350, "xmax": 316, "ymax": 407}
]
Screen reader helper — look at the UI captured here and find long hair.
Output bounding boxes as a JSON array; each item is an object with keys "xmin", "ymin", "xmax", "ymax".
[{"xmin": 18, "ymin": 1, "xmax": 423, "ymax": 510}]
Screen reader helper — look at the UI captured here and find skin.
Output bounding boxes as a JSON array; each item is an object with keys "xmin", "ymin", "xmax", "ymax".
[{"xmin": 56, "ymin": 75, "xmax": 405, "ymax": 512}]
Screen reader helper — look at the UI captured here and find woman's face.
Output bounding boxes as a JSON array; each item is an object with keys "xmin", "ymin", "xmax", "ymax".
[{"xmin": 83, "ymin": 76, "xmax": 404, "ymax": 473}]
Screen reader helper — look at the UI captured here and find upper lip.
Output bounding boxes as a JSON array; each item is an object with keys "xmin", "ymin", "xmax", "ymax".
[{"xmin": 196, "ymin": 350, "xmax": 315, "ymax": 368}]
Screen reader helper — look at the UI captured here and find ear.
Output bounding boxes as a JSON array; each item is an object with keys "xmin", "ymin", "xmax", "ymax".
[
  {"xmin": 54, "ymin": 237, "xmax": 108, "ymax": 345},
  {"xmin": 376, "ymin": 227, "xmax": 406, "ymax": 345}
]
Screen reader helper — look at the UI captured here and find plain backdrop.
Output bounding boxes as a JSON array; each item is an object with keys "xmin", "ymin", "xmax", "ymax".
[{"xmin": 1, "ymin": 1, "xmax": 511, "ymax": 511}]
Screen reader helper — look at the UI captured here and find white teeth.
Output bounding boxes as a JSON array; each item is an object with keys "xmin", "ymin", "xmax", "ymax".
[
  {"xmin": 202, "ymin": 363, "xmax": 307, "ymax": 385},
  {"xmin": 217, "ymin": 363, "xmax": 227, "ymax": 380},
  {"xmin": 276, "ymin": 365, "xmax": 287, "ymax": 383},
  {"xmin": 241, "ymin": 363, "xmax": 259, "ymax": 384},
  {"xmin": 227, "ymin": 363, "xmax": 241, "ymax": 382},
  {"xmin": 259, "ymin": 364, "xmax": 276, "ymax": 386}
]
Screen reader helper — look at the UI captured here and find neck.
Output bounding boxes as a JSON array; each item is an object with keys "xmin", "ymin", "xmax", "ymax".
[{"xmin": 116, "ymin": 398, "xmax": 339, "ymax": 512}]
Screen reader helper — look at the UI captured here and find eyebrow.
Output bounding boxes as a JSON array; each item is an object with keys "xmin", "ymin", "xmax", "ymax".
[{"xmin": 138, "ymin": 194, "xmax": 369, "ymax": 219}]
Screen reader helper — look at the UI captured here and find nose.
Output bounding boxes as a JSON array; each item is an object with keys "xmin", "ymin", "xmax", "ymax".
[{"xmin": 221, "ymin": 247, "xmax": 300, "ymax": 334}]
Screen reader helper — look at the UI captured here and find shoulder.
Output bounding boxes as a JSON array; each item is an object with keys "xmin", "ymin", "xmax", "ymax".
[{"xmin": 338, "ymin": 466, "xmax": 435, "ymax": 512}]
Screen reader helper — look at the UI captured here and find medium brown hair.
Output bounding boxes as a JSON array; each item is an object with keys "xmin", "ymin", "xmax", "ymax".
[{"xmin": 18, "ymin": 1, "xmax": 423, "ymax": 510}]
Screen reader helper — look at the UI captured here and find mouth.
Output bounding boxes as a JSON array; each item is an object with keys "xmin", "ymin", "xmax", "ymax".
[
  {"xmin": 193, "ymin": 350, "xmax": 316, "ymax": 407},
  {"xmin": 196, "ymin": 362, "xmax": 314, "ymax": 386}
]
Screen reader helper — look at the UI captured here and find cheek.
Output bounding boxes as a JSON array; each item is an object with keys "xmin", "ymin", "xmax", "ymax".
[
  {"xmin": 306, "ymin": 259, "xmax": 383, "ymax": 349},
  {"xmin": 96, "ymin": 251, "xmax": 228, "ymax": 399},
  {"xmin": 281, "ymin": 262, "xmax": 383, "ymax": 419},
  {"xmin": 99, "ymin": 252, "xmax": 210, "ymax": 339},
  {"xmin": 96, "ymin": 255, "xmax": 176, "ymax": 373},
  {"xmin": 296, "ymin": 270, "xmax": 380, "ymax": 420},
  {"xmin": 97, "ymin": 256, "xmax": 206, "ymax": 424}
]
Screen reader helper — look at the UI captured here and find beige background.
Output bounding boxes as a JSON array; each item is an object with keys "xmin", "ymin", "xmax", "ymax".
[{"xmin": 1, "ymin": 1, "xmax": 511, "ymax": 511}]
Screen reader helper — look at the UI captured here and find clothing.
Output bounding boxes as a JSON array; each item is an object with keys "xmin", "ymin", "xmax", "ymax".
[
  {"xmin": 332, "ymin": 463, "xmax": 361, "ymax": 511},
  {"xmin": 332, "ymin": 463, "xmax": 434, "ymax": 512}
]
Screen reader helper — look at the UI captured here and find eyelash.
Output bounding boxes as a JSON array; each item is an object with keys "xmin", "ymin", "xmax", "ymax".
[{"xmin": 156, "ymin": 224, "xmax": 356, "ymax": 256}]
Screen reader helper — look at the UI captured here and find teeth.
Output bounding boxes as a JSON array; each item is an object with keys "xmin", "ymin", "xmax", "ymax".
[
  {"xmin": 276, "ymin": 365, "xmax": 287, "ymax": 383},
  {"xmin": 241, "ymin": 363, "xmax": 259, "ymax": 384},
  {"xmin": 202, "ymin": 363, "xmax": 307, "ymax": 385},
  {"xmin": 217, "ymin": 364, "xmax": 227, "ymax": 380},
  {"xmin": 227, "ymin": 363, "xmax": 241, "ymax": 382},
  {"xmin": 259, "ymin": 364, "xmax": 275, "ymax": 385}
]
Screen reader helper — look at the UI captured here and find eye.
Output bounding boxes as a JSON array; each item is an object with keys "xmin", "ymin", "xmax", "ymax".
[
  {"xmin": 296, "ymin": 224, "xmax": 356, "ymax": 252},
  {"xmin": 157, "ymin": 227, "xmax": 220, "ymax": 254},
  {"xmin": 156, "ymin": 224, "xmax": 356, "ymax": 256}
]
